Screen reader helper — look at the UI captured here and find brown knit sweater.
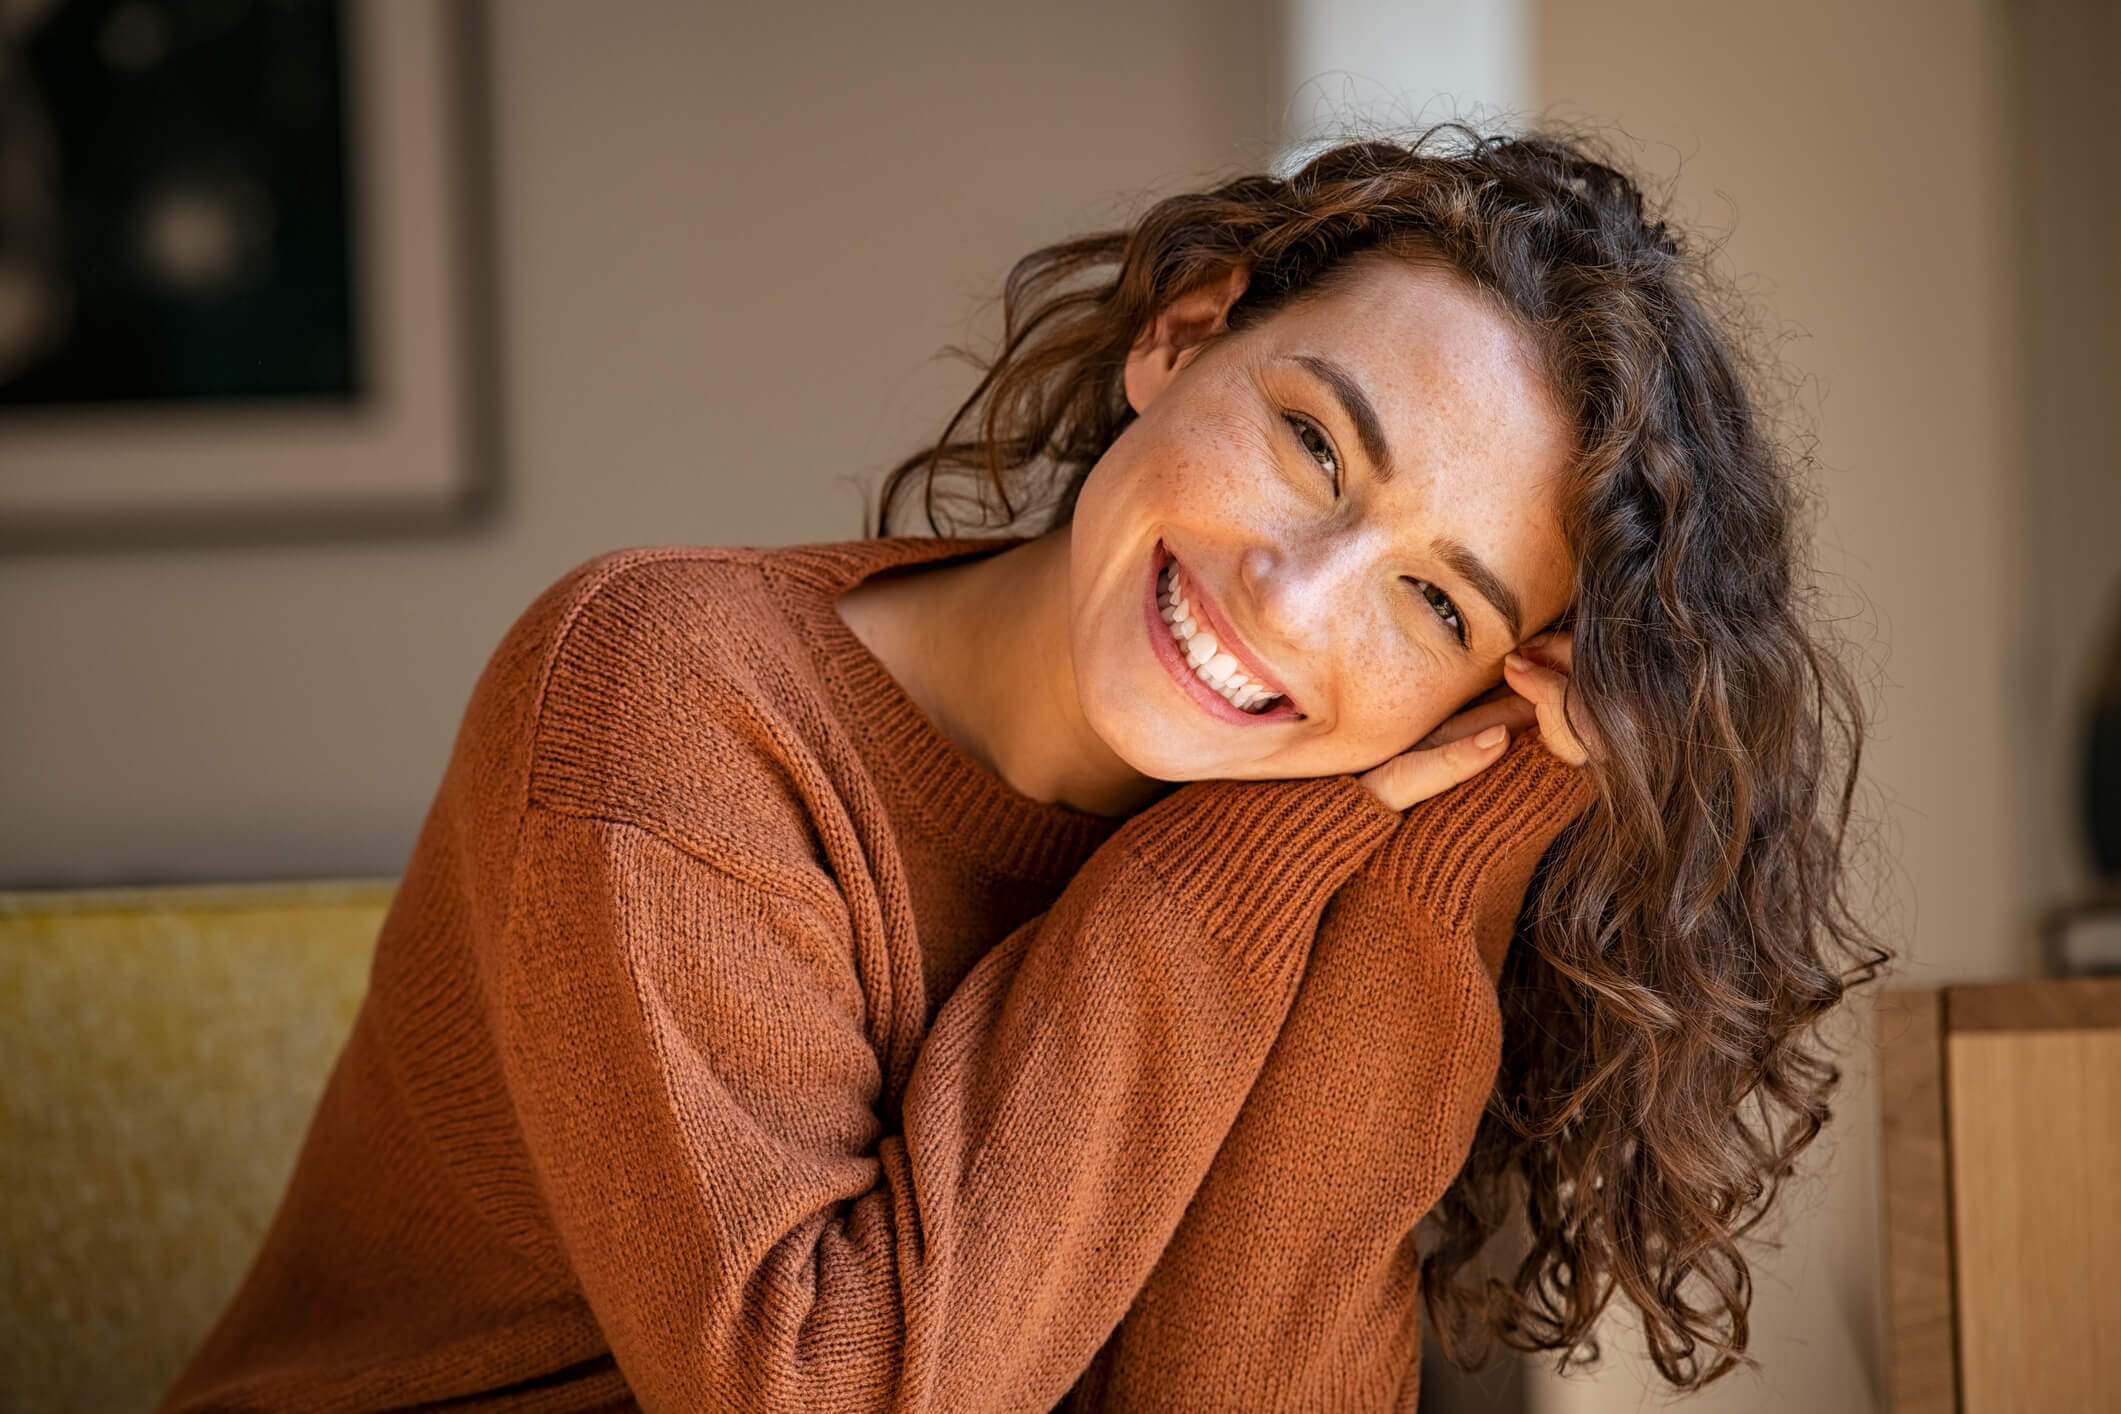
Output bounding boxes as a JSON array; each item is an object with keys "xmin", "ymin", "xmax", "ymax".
[{"xmin": 159, "ymin": 534, "xmax": 1591, "ymax": 1414}]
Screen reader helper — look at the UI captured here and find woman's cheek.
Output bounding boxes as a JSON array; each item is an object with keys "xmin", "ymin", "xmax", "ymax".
[
  {"xmin": 1152, "ymin": 406, "xmax": 1296, "ymax": 512},
  {"xmin": 1349, "ymin": 657, "xmax": 1464, "ymax": 761}
]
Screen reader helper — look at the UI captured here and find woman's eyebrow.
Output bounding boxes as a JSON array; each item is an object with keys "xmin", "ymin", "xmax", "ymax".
[
  {"xmin": 1287, "ymin": 353, "xmax": 1395, "ymax": 483},
  {"xmin": 1432, "ymin": 536, "xmax": 1524, "ymax": 641}
]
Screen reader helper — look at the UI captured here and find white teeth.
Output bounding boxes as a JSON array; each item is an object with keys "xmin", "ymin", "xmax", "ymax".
[{"xmin": 1156, "ymin": 555, "xmax": 1284, "ymax": 714}]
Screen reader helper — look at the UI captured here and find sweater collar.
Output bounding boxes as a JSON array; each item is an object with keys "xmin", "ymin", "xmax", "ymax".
[{"xmin": 760, "ymin": 534, "xmax": 1124, "ymax": 885}]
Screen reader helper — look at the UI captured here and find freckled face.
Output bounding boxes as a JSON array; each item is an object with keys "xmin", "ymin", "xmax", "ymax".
[{"xmin": 1066, "ymin": 255, "xmax": 1577, "ymax": 782}]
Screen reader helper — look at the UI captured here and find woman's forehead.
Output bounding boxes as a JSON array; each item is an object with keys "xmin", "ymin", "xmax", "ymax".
[{"xmin": 1271, "ymin": 258, "xmax": 1543, "ymax": 392}]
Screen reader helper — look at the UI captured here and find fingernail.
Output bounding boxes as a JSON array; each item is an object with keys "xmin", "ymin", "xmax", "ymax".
[
  {"xmin": 1476, "ymin": 725, "xmax": 1507, "ymax": 748},
  {"xmin": 1505, "ymin": 652, "xmax": 1530, "ymax": 673}
]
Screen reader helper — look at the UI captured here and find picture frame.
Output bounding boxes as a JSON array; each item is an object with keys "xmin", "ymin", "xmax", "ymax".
[{"xmin": 0, "ymin": 0, "xmax": 497, "ymax": 549}]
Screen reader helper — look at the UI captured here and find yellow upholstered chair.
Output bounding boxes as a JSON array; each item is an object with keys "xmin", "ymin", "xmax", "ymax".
[{"xmin": 0, "ymin": 880, "xmax": 393, "ymax": 1413}]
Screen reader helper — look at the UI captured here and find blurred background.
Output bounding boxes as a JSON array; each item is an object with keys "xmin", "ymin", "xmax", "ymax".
[{"xmin": 3, "ymin": 1, "xmax": 2119, "ymax": 1411}]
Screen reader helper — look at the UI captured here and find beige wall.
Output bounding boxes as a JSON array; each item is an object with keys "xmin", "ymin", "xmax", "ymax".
[
  {"xmin": 0, "ymin": 0, "xmax": 1277, "ymax": 889},
  {"xmin": 1531, "ymin": 1, "xmax": 2027, "ymax": 1410}
]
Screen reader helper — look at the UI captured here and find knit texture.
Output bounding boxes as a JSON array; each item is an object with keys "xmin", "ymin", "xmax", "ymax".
[{"xmin": 157, "ymin": 535, "xmax": 1592, "ymax": 1414}]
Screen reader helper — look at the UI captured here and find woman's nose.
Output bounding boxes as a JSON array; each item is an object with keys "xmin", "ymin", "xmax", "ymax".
[{"xmin": 1239, "ymin": 540, "xmax": 1360, "ymax": 657}]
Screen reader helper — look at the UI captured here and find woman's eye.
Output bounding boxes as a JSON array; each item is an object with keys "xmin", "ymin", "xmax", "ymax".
[
  {"xmin": 1284, "ymin": 413, "xmax": 1340, "ymax": 488},
  {"xmin": 1411, "ymin": 579, "xmax": 1467, "ymax": 646}
]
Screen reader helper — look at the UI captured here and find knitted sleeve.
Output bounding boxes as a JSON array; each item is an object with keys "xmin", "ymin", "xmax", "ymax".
[
  {"xmin": 1064, "ymin": 733, "xmax": 1596, "ymax": 1412},
  {"xmin": 484, "ymin": 769, "xmax": 1399, "ymax": 1413}
]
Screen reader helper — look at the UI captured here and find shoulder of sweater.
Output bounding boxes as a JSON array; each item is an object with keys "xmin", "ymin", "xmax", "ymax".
[{"xmin": 478, "ymin": 545, "xmax": 845, "ymax": 894}]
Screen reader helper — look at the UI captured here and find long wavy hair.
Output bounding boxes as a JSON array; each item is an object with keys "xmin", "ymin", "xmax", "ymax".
[{"xmin": 867, "ymin": 124, "xmax": 1888, "ymax": 1390}]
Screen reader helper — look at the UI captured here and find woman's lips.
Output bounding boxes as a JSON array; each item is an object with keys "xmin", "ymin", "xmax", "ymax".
[
  {"xmin": 1143, "ymin": 540, "xmax": 1303, "ymax": 724},
  {"xmin": 1170, "ymin": 553, "xmax": 1297, "ymax": 703}
]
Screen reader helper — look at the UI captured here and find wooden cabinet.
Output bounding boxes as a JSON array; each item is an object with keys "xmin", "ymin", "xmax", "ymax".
[{"xmin": 1880, "ymin": 977, "xmax": 2121, "ymax": 1412}]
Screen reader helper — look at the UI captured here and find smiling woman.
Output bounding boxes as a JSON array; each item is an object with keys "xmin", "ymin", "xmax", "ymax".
[
  {"xmin": 159, "ymin": 126, "xmax": 1885, "ymax": 1414},
  {"xmin": 863, "ymin": 124, "xmax": 1889, "ymax": 1392}
]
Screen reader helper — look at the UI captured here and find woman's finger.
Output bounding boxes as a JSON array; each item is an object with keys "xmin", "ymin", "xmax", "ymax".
[
  {"xmin": 1503, "ymin": 651, "xmax": 1589, "ymax": 766},
  {"xmin": 1357, "ymin": 724, "xmax": 1510, "ymax": 812},
  {"xmin": 1416, "ymin": 692, "xmax": 1537, "ymax": 750}
]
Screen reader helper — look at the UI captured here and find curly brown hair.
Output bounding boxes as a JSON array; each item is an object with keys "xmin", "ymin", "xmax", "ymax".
[{"xmin": 868, "ymin": 124, "xmax": 1889, "ymax": 1391}]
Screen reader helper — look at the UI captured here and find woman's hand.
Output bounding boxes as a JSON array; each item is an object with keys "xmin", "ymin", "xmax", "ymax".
[{"xmin": 1356, "ymin": 629, "xmax": 1588, "ymax": 811}]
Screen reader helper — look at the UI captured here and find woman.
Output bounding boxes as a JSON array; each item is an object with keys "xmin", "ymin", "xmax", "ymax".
[{"xmin": 161, "ymin": 127, "xmax": 1882, "ymax": 1412}]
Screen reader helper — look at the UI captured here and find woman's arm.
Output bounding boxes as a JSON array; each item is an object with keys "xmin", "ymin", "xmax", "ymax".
[
  {"xmin": 484, "ymin": 770, "xmax": 1401, "ymax": 1414},
  {"xmin": 1066, "ymin": 735, "xmax": 1594, "ymax": 1412}
]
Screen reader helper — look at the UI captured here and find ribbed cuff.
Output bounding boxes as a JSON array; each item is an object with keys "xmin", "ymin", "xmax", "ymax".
[
  {"xmin": 1113, "ymin": 774, "xmax": 1400, "ymax": 972},
  {"xmin": 1366, "ymin": 734, "xmax": 1595, "ymax": 927}
]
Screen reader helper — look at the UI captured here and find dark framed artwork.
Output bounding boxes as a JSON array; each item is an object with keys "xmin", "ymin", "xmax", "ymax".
[{"xmin": 0, "ymin": 0, "xmax": 496, "ymax": 547}]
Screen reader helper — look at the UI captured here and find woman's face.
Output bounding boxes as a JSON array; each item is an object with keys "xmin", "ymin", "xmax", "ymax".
[{"xmin": 1067, "ymin": 253, "xmax": 1577, "ymax": 783}]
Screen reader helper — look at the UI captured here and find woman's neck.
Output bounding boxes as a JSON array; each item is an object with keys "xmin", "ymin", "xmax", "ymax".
[{"xmin": 837, "ymin": 526, "xmax": 1168, "ymax": 818}]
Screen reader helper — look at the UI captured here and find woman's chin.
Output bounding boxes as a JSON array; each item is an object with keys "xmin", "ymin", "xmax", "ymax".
[
  {"xmin": 1079, "ymin": 667, "xmax": 1313, "ymax": 781},
  {"xmin": 1102, "ymin": 735, "xmax": 1206, "ymax": 784},
  {"xmin": 1096, "ymin": 721, "xmax": 1305, "ymax": 785},
  {"xmin": 1089, "ymin": 715, "xmax": 1219, "ymax": 783}
]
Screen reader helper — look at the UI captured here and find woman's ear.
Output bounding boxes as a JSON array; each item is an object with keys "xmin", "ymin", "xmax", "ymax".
[{"xmin": 1123, "ymin": 264, "xmax": 1250, "ymax": 414}]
